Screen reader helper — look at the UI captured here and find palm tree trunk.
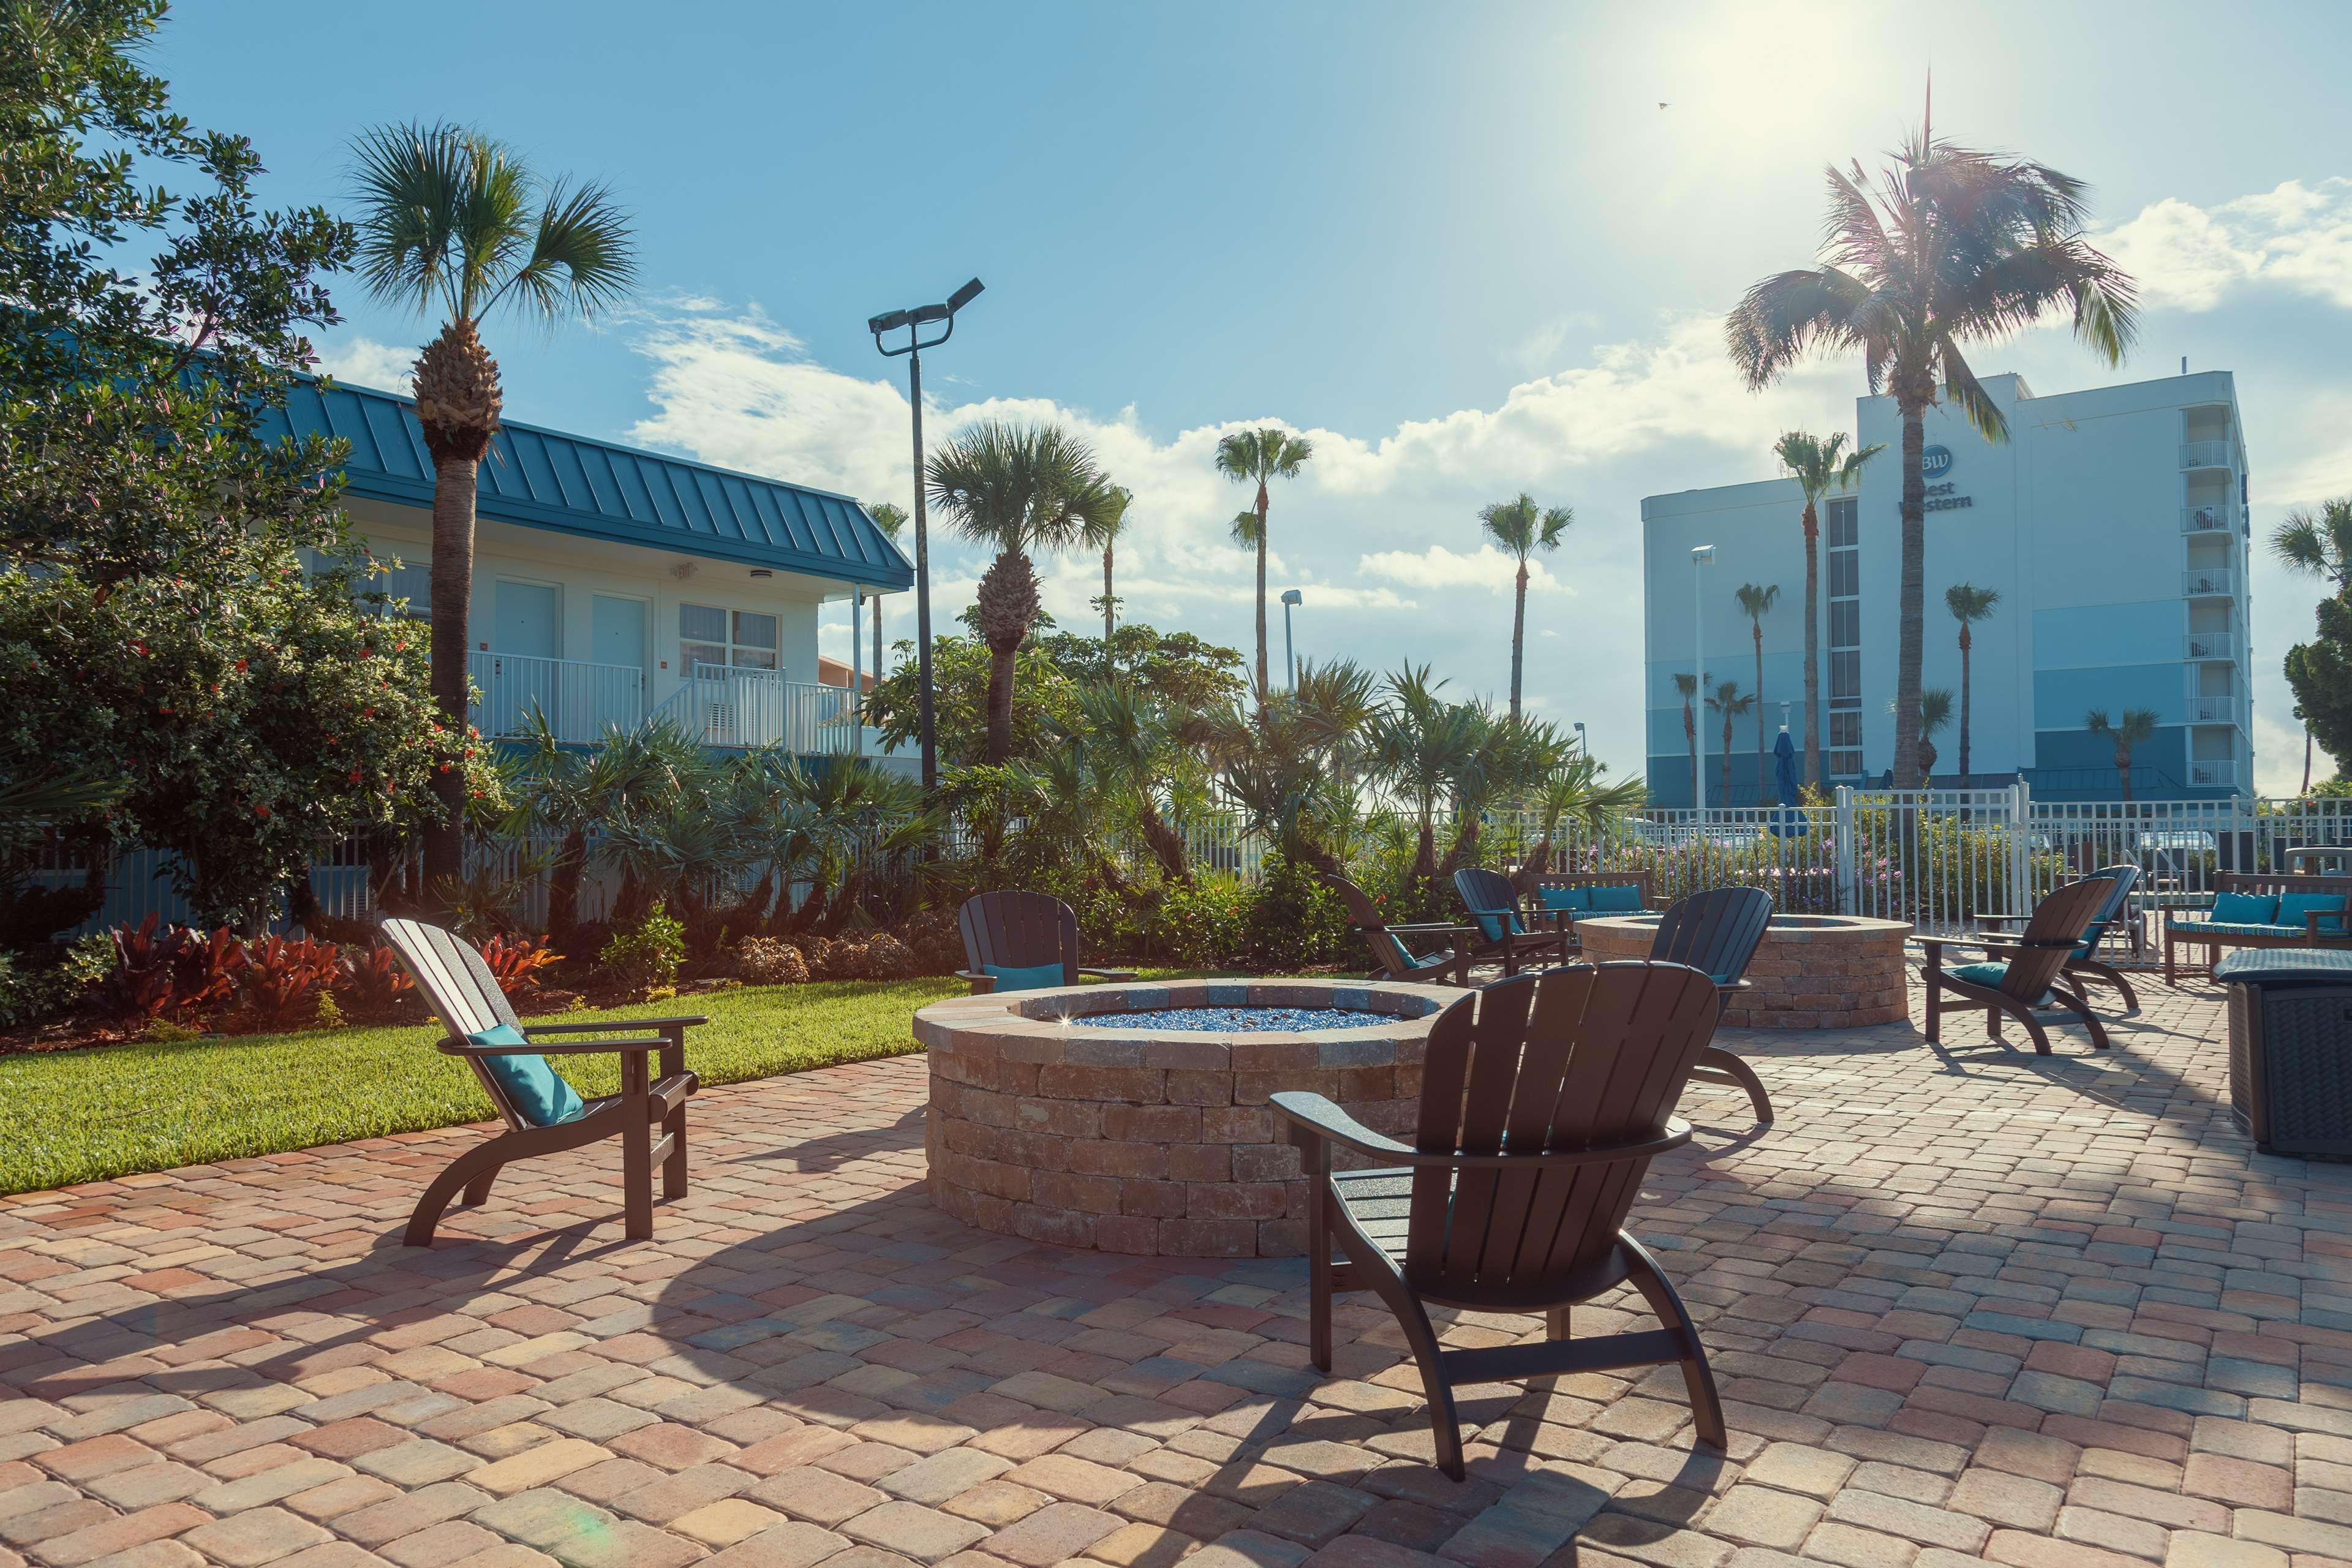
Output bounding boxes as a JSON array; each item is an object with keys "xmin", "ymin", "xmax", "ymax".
[
  {"xmin": 1721, "ymin": 715, "xmax": 1733, "ymax": 799},
  {"xmin": 1102, "ymin": 543, "xmax": 1115, "ymax": 664},
  {"xmin": 2117, "ymin": 745, "xmax": 2134, "ymax": 802},
  {"xmin": 1508, "ymin": 562, "xmax": 1528, "ymax": 722},
  {"xmin": 424, "ymin": 453, "xmax": 478, "ymax": 897},
  {"xmin": 1801, "ymin": 502, "xmax": 1822, "ymax": 788},
  {"xmin": 548, "ymin": 828, "xmax": 587, "ymax": 943},
  {"xmin": 1254, "ymin": 487, "xmax": 1270, "ymax": 701},
  {"xmin": 1684, "ymin": 706, "xmax": 1697, "ymax": 810},
  {"xmin": 2306, "ymin": 725, "xmax": 2315, "ymax": 794},
  {"xmin": 1958, "ymin": 625, "xmax": 1973, "ymax": 778},
  {"xmin": 984, "ymin": 643, "xmax": 1017, "ymax": 765},
  {"xmin": 1138, "ymin": 799, "xmax": 1189, "ymax": 884},
  {"xmin": 1753, "ymin": 624, "xmax": 1766, "ymax": 805},
  {"xmin": 1894, "ymin": 390, "xmax": 1928, "ymax": 789}
]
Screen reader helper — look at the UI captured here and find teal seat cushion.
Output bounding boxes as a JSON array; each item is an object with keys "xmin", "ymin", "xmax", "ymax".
[
  {"xmin": 1538, "ymin": 886, "xmax": 1589, "ymax": 912},
  {"xmin": 1950, "ymin": 961, "xmax": 2011, "ymax": 989},
  {"xmin": 468, "ymin": 1025, "xmax": 586, "ymax": 1128},
  {"xmin": 2166, "ymin": 919, "xmax": 2305, "ymax": 939},
  {"xmin": 1588, "ymin": 885, "xmax": 1645, "ymax": 913},
  {"xmin": 1378, "ymin": 932, "xmax": 1451, "ymax": 974},
  {"xmin": 2280, "ymin": 892, "xmax": 2348, "ymax": 935},
  {"xmin": 984, "ymin": 961, "xmax": 1066, "ymax": 992},
  {"xmin": 2212, "ymin": 891, "xmax": 2281, "ymax": 924},
  {"xmin": 1471, "ymin": 911, "xmax": 1524, "ymax": 943}
]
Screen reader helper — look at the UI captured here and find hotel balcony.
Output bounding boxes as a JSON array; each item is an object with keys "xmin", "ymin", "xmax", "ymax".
[
  {"xmin": 2180, "ymin": 503, "xmax": 2236, "ymax": 534},
  {"xmin": 469, "ymin": 650, "xmax": 646, "ymax": 745},
  {"xmin": 2185, "ymin": 695, "xmax": 2237, "ymax": 723},
  {"xmin": 2180, "ymin": 439, "xmax": 2233, "ymax": 470},
  {"xmin": 2190, "ymin": 758, "xmax": 2246, "ymax": 790},
  {"xmin": 2185, "ymin": 632, "xmax": 2237, "ymax": 662},
  {"xmin": 2182, "ymin": 567, "xmax": 2236, "ymax": 598}
]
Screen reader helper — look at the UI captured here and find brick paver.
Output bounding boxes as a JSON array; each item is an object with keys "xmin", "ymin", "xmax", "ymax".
[{"xmin": 6, "ymin": 976, "xmax": 2351, "ymax": 1567}]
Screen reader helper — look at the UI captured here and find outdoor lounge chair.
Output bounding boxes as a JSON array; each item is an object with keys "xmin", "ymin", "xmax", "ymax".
[
  {"xmin": 1649, "ymin": 886, "xmax": 1776, "ymax": 1121},
  {"xmin": 2163, "ymin": 871, "xmax": 2352, "ymax": 983},
  {"xmin": 1912, "ymin": 876, "xmax": 2112, "ymax": 1055},
  {"xmin": 1452, "ymin": 867, "xmax": 1572, "ymax": 977},
  {"xmin": 1980, "ymin": 864, "xmax": 2143, "ymax": 1012},
  {"xmin": 1322, "ymin": 873, "xmax": 1474, "ymax": 987},
  {"xmin": 956, "ymin": 891, "xmax": 1139, "ymax": 993},
  {"xmin": 379, "ymin": 918, "xmax": 703, "ymax": 1246},
  {"xmin": 1275, "ymin": 962, "xmax": 1728, "ymax": 1481}
]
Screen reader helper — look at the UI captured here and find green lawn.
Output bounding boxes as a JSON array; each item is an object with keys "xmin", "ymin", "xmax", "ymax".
[{"xmin": 0, "ymin": 977, "xmax": 967, "ymax": 1196}]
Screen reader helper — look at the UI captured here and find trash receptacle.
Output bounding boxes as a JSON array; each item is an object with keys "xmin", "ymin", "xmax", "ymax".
[{"xmin": 2217, "ymin": 948, "xmax": 2352, "ymax": 1158}]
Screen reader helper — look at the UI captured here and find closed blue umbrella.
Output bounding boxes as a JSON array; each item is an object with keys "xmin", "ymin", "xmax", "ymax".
[{"xmin": 1772, "ymin": 726, "xmax": 1803, "ymax": 836}]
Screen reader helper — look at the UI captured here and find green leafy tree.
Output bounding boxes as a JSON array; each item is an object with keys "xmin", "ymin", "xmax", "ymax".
[
  {"xmin": 1513, "ymin": 755, "xmax": 1648, "ymax": 894},
  {"xmin": 1215, "ymin": 427, "xmax": 1313, "ymax": 699},
  {"xmin": 1773, "ymin": 430, "xmax": 1880, "ymax": 786},
  {"xmin": 1943, "ymin": 582, "xmax": 2000, "ymax": 778},
  {"xmin": 1735, "ymin": 582, "xmax": 1780, "ymax": 800},
  {"xmin": 1728, "ymin": 115, "xmax": 2136, "ymax": 788},
  {"xmin": 346, "ymin": 121, "xmax": 636, "ymax": 892},
  {"xmin": 0, "ymin": 0, "xmax": 469, "ymax": 930},
  {"xmin": 865, "ymin": 500, "xmax": 908, "ymax": 681},
  {"xmin": 2275, "ymin": 499, "xmax": 2352, "ymax": 773},
  {"xmin": 1705, "ymin": 679, "xmax": 1754, "ymax": 801},
  {"xmin": 868, "ymin": 627, "xmax": 1081, "ymax": 769},
  {"xmin": 925, "ymin": 421, "xmax": 1120, "ymax": 764},
  {"xmin": 1035, "ymin": 625, "xmax": 1246, "ymax": 716},
  {"xmin": 1478, "ymin": 493, "xmax": 1573, "ymax": 720},
  {"xmin": 2085, "ymin": 706, "xmax": 2158, "ymax": 801}
]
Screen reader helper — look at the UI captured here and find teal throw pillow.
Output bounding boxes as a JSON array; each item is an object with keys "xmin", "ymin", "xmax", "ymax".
[
  {"xmin": 1589, "ymin": 885, "xmax": 1645, "ymax": 913},
  {"xmin": 467, "ymin": 1024, "xmax": 586, "ymax": 1128},
  {"xmin": 984, "ymin": 961, "xmax": 1066, "ymax": 992},
  {"xmin": 2211, "ymin": 891, "xmax": 2280, "ymax": 925},
  {"xmin": 1537, "ymin": 887, "xmax": 1589, "ymax": 911},
  {"xmin": 2280, "ymin": 892, "xmax": 2348, "ymax": 934}
]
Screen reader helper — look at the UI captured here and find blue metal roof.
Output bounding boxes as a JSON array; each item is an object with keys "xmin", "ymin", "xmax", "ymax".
[{"xmin": 257, "ymin": 376, "xmax": 913, "ymax": 590}]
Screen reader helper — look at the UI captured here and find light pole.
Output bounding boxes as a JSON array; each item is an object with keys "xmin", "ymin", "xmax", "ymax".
[
  {"xmin": 869, "ymin": 277, "xmax": 984, "ymax": 793},
  {"xmin": 1280, "ymin": 589, "xmax": 1302, "ymax": 690},
  {"xmin": 1573, "ymin": 720, "xmax": 1588, "ymax": 758},
  {"xmin": 1692, "ymin": 545, "xmax": 1714, "ymax": 818}
]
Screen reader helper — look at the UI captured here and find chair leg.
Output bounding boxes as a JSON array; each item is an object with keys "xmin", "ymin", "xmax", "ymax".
[
  {"xmin": 1924, "ymin": 973, "xmax": 1942, "ymax": 1044},
  {"xmin": 462, "ymin": 1168, "xmax": 497, "ymax": 1208},
  {"xmin": 1308, "ymin": 1177, "xmax": 1334, "ymax": 1375},
  {"xmin": 407, "ymin": 1139, "xmax": 513, "ymax": 1246},
  {"xmin": 1621, "ymin": 1236, "xmax": 1725, "ymax": 1449},
  {"xmin": 1697, "ymin": 1046, "xmax": 1773, "ymax": 1123},
  {"xmin": 2051, "ymin": 988, "xmax": 2109, "ymax": 1051},
  {"xmin": 622, "ymin": 1057, "xmax": 653, "ymax": 1240},
  {"xmin": 2079, "ymin": 960, "xmax": 2138, "ymax": 1013},
  {"xmin": 2005, "ymin": 998, "xmax": 2054, "ymax": 1055},
  {"xmin": 2164, "ymin": 928, "xmax": 2176, "ymax": 986},
  {"xmin": 1546, "ymin": 1308, "xmax": 1570, "ymax": 1340}
]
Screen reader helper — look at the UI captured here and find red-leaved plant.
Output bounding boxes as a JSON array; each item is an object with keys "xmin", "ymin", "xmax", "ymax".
[
  {"xmin": 478, "ymin": 933, "xmax": 562, "ymax": 995},
  {"xmin": 338, "ymin": 943, "xmax": 417, "ymax": 1017},
  {"xmin": 242, "ymin": 935, "xmax": 341, "ymax": 1028}
]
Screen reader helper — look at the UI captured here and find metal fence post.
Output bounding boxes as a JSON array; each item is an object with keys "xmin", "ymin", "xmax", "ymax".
[
  {"xmin": 2009, "ymin": 777, "xmax": 2032, "ymax": 904},
  {"xmin": 1834, "ymin": 786, "xmax": 1855, "ymax": 915}
]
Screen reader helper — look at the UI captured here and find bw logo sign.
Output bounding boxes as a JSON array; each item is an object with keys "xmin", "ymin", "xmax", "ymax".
[{"xmin": 1921, "ymin": 445, "xmax": 1954, "ymax": 478}]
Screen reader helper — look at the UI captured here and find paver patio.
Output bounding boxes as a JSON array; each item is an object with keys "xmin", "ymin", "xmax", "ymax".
[{"xmin": 6, "ymin": 976, "xmax": 2352, "ymax": 1568}]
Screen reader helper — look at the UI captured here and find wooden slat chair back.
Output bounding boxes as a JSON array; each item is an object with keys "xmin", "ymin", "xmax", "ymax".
[
  {"xmin": 1451, "ymin": 866, "xmax": 1567, "ymax": 976},
  {"xmin": 1321, "ymin": 873, "xmax": 1472, "ymax": 987},
  {"xmin": 378, "ymin": 918, "xmax": 704, "ymax": 1246},
  {"xmin": 1648, "ymin": 886, "xmax": 1777, "ymax": 1122},
  {"xmin": 1276, "ymin": 962, "xmax": 1728, "ymax": 1479},
  {"xmin": 956, "ymin": 891, "xmax": 1138, "ymax": 993},
  {"xmin": 2064, "ymin": 865, "xmax": 2143, "ymax": 1011},
  {"xmin": 1915, "ymin": 875, "xmax": 2112, "ymax": 1056}
]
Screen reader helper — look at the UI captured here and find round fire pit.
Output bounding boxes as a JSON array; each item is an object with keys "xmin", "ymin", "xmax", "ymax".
[
  {"xmin": 1577, "ymin": 912, "xmax": 1913, "ymax": 1028},
  {"xmin": 914, "ymin": 978, "xmax": 1453, "ymax": 1257}
]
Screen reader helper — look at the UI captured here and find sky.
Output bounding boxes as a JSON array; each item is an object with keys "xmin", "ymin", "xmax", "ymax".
[{"xmin": 153, "ymin": 0, "xmax": 2352, "ymax": 794}]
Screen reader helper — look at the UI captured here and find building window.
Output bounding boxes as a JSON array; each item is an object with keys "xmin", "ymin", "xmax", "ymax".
[
  {"xmin": 1825, "ymin": 497, "xmax": 1862, "ymax": 777},
  {"xmin": 681, "ymin": 605, "xmax": 780, "ymax": 675}
]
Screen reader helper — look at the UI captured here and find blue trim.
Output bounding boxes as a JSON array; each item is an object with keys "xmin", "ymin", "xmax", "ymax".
[{"xmin": 259, "ymin": 375, "xmax": 914, "ymax": 590}]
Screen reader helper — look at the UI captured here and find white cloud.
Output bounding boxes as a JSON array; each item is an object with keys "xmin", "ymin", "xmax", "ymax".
[
  {"xmin": 1359, "ymin": 543, "xmax": 1571, "ymax": 596},
  {"xmin": 317, "ymin": 335, "xmax": 417, "ymax": 393},
  {"xmin": 2254, "ymin": 707, "xmax": 2331, "ymax": 798},
  {"xmin": 2101, "ymin": 178, "xmax": 2352, "ymax": 311}
]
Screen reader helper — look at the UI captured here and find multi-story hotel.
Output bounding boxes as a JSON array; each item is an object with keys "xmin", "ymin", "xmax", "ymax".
[{"xmin": 1640, "ymin": 370, "xmax": 2252, "ymax": 805}]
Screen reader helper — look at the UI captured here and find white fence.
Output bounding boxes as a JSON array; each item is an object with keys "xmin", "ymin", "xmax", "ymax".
[
  {"xmin": 650, "ymin": 665, "xmax": 865, "ymax": 754},
  {"xmin": 469, "ymin": 651, "xmax": 645, "ymax": 744}
]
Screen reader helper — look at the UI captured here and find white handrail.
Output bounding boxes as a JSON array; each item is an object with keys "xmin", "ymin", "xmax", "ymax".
[{"xmin": 469, "ymin": 651, "xmax": 646, "ymax": 744}]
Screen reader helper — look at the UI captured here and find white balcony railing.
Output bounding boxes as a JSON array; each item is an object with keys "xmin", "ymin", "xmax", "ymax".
[
  {"xmin": 2185, "ymin": 695, "xmax": 2236, "ymax": 723},
  {"xmin": 469, "ymin": 651, "xmax": 646, "ymax": 744},
  {"xmin": 2180, "ymin": 503, "xmax": 2235, "ymax": 533},
  {"xmin": 2182, "ymin": 567, "xmax": 2236, "ymax": 597},
  {"xmin": 652, "ymin": 663, "xmax": 864, "ymax": 753},
  {"xmin": 2185, "ymin": 632, "xmax": 2237, "ymax": 661},
  {"xmin": 2180, "ymin": 439, "xmax": 2233, "ymax": 470},
  {"xmin": 2190, "ymin": 759, "xmax": 2245, "ymax": 790}
]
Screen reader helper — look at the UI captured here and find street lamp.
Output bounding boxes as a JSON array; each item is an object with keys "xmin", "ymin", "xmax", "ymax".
[
  {"xmin": 1573, "ymin": 721, "xmax": 1588, "ymax": 758},
  {"xmin": 869, "ymin": 277, "xmax": 984, "ymax": 793},
  {"xmin": 1691, "ymin": 545, "xmax": 1714, "ymax": 818},
  {"xmin": 1280, "ymin": 589, "xmax": 1302, "ymax": 690}
]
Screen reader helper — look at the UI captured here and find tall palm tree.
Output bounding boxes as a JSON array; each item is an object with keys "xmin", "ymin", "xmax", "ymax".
[
  {"xmin": 1727, "ymin": 115, "xmax": 2136, "ymax": 789},
  {"xmin": 1705, "ymin": 679, "xmax": 1753, "ymax": 801},
  {"xmin": 1094, "ymin": 485, "xmax": 1133, "ymax": 661},
  {"xmin": 2086, "ymin": 707, "xmax": 2159, "ymax": 801},
  {"xmin": 1774, "ymin": 429, "xmax": 1881, "ymax": 787},
  {"xmin": 1943, "ymin": 582, "xmax": 2000, "ymax": 779},
  {"xmin": 865, "ymin": 501, "xmax": 908, "ymax": 683},
  {"xmin": 1735, "ymin": 582, "xmax": 1779, "ymax": 801},
  {"xmin": 2299, "ymin": 703, "xmax": 2315, "ymax": 794},
  {"xmin": 926, "ymin": 422, "xmax": 1121, "ymax": 764},
  {"xmin": 1673, "ymin": 671, "xmax": 1702, "ymax": 807},
  {"xmin": 1915, "ymin": 688, "xmax": 1954, "ymax": 783},
  {"xmin": 1477, "ymin": 492, "xmax": 1573, "ymax": 720},
  {"xmin": 348, "ymin": 122, "xmax": 637, "ymax": 891},
  {"xmin": 1215, "ymin": 427, "xmax": 1313, "ymax": 699},
  {"xmin": 2272, "ymin": 497, "xmax": 2352, "ymax": 586}
]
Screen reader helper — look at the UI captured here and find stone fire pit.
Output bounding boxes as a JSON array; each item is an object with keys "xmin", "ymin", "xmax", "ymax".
[
  {"xmin": 914, "ymin": 978, "xmax": 1453, "ymax": 1257},
  {"xmin": 1577, "ymin": 912, "xmax": 1913, "ymax": 1028}
]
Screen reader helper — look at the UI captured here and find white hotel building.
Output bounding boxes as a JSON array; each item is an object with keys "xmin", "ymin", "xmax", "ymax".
[{"xmin": 1640, "ymin": 370, "xmax": 2253, "ymax": 805}]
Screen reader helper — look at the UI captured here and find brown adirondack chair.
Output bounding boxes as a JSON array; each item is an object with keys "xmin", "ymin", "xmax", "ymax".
[
  {"xmin": 956, "ymin": 891, "xmax": 1138, "ymax": 994},
  {"xmin": 1978, "ymin": 864, "xmax": 2142, "ymax": 1012},
  {"xmin": 380, "ymin": 919, "xmax": 703, "ymax": 1246},
  {"xmin": 1322, "ymin": 873, "xmax": 1475, "ymax": 987},
  {"xmin": 1452, "ymin": 866, "xmax": 1572, "ymax": 976},
  {"xmin": 1275, "ymin": 961, "xmax": 1728, "ymax": 1480},
  {"xmin": 1649, "ymin": 886, "xmax": 1777, "ymax": 1122},
  {"xmin": 1912, "ymin": 876, "xmax": 2112, "ymax": 1055}
]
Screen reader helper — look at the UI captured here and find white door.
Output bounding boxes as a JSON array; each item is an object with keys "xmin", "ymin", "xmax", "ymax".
[
  {"xmin": 590, "ymin": 595, "xmax": 649, "ymax": 732},
  {"xmin": 490, "ymin": 581, "xmax": 562, "ymax": 737},
  {"xmin": 494, "ymin": 580, "xmax": 562, "ymax": 658}
]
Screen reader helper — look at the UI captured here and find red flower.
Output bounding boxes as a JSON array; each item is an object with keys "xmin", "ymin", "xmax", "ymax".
[
  {"xmin": 234, "ymin": 659, "xmax": 247, "ymax": 673},
  {"xmin": 254, "ymin": 804, "xmax": 270, "ymax": 819},
  {"xmin": 130, "ymin": 641, "xmax": 148, "ymax": 657},
  {"xmin": 348, "ymin": 769, "xmax": 363, "ymax": 784}
]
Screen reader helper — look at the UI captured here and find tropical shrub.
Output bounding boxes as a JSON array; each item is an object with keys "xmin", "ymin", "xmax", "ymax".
[
  {"xmin": 0, "ymin": 934, "xmax": 110, "ymax": 1028},
  {"xmin": 480, "ymin": 933, "xmax": 562, "ymax": 994},
  {"xmin": 337, "ymin": 943, "xmax": 418, "ymax": 1017},
  {"xmin": 1152, "ymin": 876, "xmax": 1247, "ymax": 969},
  {"xmin": 735, "ymin": 937, "xmax": 809, "ymax": 986},
  {"xmin": 600, "ymin": 902, "xmax": 685, "ymax": 993},
  {"xmin": 242, "ymin": 935, "xmax": 341, "ymax": 1030},
  {"xmin": 99, "ymin": 917, "xmax": 249, "ymax": 1023},
  {"xmin": 1241, "ymin": 851, "xmax": 1351, "ymax": 972}
]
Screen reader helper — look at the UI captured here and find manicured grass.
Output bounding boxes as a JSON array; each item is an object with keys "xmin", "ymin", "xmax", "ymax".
[{"xmin": 0, "ymin": 976, "xmax": 967, "ymax": 1196}]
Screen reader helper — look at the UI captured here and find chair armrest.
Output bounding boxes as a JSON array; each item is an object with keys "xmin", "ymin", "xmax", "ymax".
[
  {"xmin": 1272, "ymin": 1091, "xmax": 1694, "ymax": 1169},
  {"xmin": 527, "ymin": 1016, "xmax": 706, "ymax": 1035},
  {"xmin": 1385, "ymin": 922, "xmax": 1479, "ymax": 936},
  {"xmin": 2307, "ymin": 911, "xmax": 2350, "ymax": 938},
  {"xmin": 441, "ymin": 1035, "xmax": 669, "ymax": 1057},
  {"xmin": 957, "ymin": 970, "xmax": 996, "ymax": 994},
  {"xmin": 1976, "ymin": 913, "xmax": 2031, "ymax": 926},
  {"xmin": 1273, "ymin": 1091, "xmax": 1413, "ymax": 1160},
  {"xmin": 1077, "ymin": 968, "xmax": 1138, "ymax": 982}
]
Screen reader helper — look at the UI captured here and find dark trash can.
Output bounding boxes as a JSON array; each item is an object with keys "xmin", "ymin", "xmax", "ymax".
[{"xmin": 2217, "ymin": 949, "xmax": 2352, "ymax": 1158}]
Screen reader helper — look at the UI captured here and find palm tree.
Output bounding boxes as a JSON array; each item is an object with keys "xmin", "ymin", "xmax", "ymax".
[
  {"xmin": 865, "ymin": 501, "xmax": 908, "ymax": 683},
  {"xmin": 2299, "ymin": 703, "xmax": 2315, "ymax": 794},
  {"xmin": 1943, "ymin": 583, "xmax": 2000, "ymax": 779},
  {"xmin": 1478, "ymin": 493, "xmax": 1573, "ymax": 720},
  {"xmin": 1774, "ymin": 429, "xmax": 1881, "ymax": 786},
  {"xmin": 1735, "ymin": 582, "xmax": 1779, "ymax": 801},
  {"xmin": 1915, "ymin": 688, "xmax": 1954, "ymax": 783},
  {"xmin": 1673, "ymin": 671, "xmax": 1702, "ymax": 807},
  {"xmin": 2085, "ymin": 707, "xmax": 2159, "ymax": 801},
  {"xmin": 1093, "ymin": 485, "xmax": 1133, "ymax": 662},
  {"xmin": 2272, "ymin": 497, "xmax": 2352, "ymax": 586},
  {"xmin": 1705, "ymin": 679, "xmax": 1753, "ymax": 801},
  {"xmin": 1215, "ymin": 427, "xmax": 1313, "ymax": 699},
  {"xmin": 1513, "ymin": 755, "xmax": 1648, "ymax": 895},
  {"xmin": 1365, "ymin": 666, "xmax": 1490, "ymax": 884},
  {"xmin": 348, "ymin": 122, "xmax": 637, "ymax": 891},
  {"xmin": 1727, "ymin": 115, "xmax": 2136, "ymax": 789},
  {"xmin": 926, "ymin": 422, "xmax": 1121, "ymax": 764}
]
